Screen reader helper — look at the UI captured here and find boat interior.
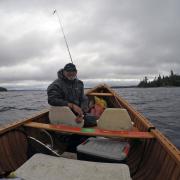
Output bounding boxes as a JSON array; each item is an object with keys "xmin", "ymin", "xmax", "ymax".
[{"xmin": 0, "ymin": 84, "xmax": 179, "ymax": 180}]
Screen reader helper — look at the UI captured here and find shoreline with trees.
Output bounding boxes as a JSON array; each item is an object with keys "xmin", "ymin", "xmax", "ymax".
[
  {"xmin": 0, "ymin": 87, "xmax": 7, "ymax": 92},
  {"xmin": 138, "ymin": 70, "xmax": 180, "ymax": 87}
]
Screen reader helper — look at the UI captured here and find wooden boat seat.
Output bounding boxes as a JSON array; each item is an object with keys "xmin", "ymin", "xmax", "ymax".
[
  {"xmin": 24, "ymin": 122, "xmax": 154, "ymax": 139},
  {"xmin": 49, "ymin": 106, "xmax": 84, "ymax": 127},
  {"xmin": 97, "ymin": 108, "xmax": 133, "ymax": 131},
  {"xmin": 14, "ymin": 153, "xmax": 132, "ymax": 180},
  {"xmin": 88, "ymin": 92, "xmax": 114, "ymax": 96}
]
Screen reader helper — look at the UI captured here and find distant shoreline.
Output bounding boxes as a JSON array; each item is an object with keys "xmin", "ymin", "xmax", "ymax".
[
  {"xmin": 3, "ymin": 85, "xmax": 180, "ymax": 91},
  {"xmin": 0, "ymin": 87, "xmax": 7, "ymax": 92},
  {"xmin": 111, "ymin": 86, "xmax": 137, "ymax": 88},
  {"xmin": 138, "ymin": 70, "xmax": 180, "ymax": 88}
]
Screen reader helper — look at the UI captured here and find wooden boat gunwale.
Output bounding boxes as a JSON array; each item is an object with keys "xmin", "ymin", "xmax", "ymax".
[{"xmin": 0, "ymin": 109, "xmax": 49, "ymax": 136}]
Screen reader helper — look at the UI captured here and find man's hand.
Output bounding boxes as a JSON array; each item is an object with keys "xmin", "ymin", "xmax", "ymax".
[
  {"xmin": 68, "ymin": 103, "xmax": 84, "ymax": 124},
  {"xmin": 75, "ymin": 116, "xmax": 84, "ymax": 123},
  {"xmin": 68, "ymin": 103, "xmax": 83, "ymax": 116},
  {"xmin": 72, "ymin": 104, "xmax": 83, "ymax": 116}
]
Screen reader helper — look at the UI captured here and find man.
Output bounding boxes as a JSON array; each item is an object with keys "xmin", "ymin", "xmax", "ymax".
[{"xmin": 47, "ymin": 63, "xmax": 88, "ymax": 123}]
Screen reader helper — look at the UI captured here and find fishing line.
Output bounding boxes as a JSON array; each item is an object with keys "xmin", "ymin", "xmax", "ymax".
[{"xmin": 53, "ymin": 9, "xmax": 74, "ymax": 64}]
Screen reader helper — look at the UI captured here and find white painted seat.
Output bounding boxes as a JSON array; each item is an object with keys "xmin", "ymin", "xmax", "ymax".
[
  {"xmin": 15, "ymin": 153, "xmax": 132, "ymax": 180},
  {"xmin": 49, "ymin": 106, "xmax": 84, "ymax": 127},
  {"xmin": 97, "ymin": 108, "xmax": 133, "ymax": 131}
]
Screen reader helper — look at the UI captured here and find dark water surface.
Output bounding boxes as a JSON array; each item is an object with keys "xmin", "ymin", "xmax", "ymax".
[{"xmin": 0, "ymin": 87, "xmax": 179, "ymax": 149}]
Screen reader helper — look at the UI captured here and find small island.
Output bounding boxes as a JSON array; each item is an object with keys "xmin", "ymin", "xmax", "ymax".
[
  {"xmin": 0, "ymin": 87, "xmax": 7, "ymax": 92},
  {"xmin": 138, "ymin": 70, "xmax": 180, "ymax": 87}
]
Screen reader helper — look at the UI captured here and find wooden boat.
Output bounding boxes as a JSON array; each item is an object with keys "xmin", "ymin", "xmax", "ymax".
[{"xmin": 0, "ymin": 84, "xmax": 179, "ymax": 180}]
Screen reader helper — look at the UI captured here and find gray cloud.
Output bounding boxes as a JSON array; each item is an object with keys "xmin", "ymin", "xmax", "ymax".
[
  {"xmin": 0, "ymin": 0, "xmax": 180, "ymax": 88},
  {"xmin": 0, "ymin": 32, "xmax": 57, "ymax": 67}
]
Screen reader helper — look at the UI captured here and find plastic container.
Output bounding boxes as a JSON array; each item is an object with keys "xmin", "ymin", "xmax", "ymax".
[{"xmin": 77, "ymin": 137, "xmax": 130, "ymax": 163}]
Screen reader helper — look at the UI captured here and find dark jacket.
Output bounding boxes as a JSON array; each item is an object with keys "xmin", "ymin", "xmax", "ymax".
[{"xmin": 47, "ymin": 69, "xmax": 88, "ymax": 111}]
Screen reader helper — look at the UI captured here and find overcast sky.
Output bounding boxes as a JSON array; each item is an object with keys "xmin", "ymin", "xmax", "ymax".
[{"xmin": 0, "ymin": 0, "xmax": 180, "ymax": 89}]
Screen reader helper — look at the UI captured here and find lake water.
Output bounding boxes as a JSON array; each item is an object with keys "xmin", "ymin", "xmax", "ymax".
[{"xmin": 0, "ymin": 87, "xmax": 179, "ymax": 149}]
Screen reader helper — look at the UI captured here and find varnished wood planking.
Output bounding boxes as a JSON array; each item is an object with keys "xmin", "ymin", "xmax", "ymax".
[
  {"xmin": 171, "ymin": 165, "xmax": 180, "ymax": 180},
  {"xmin": 134, "ymin": 140, "xmax": 162, "ymax": 180},
  {"xmin": 0, "ymin": 131, "xmax": 28, "ymax": 175},
  {"xmin": 152, "ymin": 130, "xmax": 180, "ymax": 165}
]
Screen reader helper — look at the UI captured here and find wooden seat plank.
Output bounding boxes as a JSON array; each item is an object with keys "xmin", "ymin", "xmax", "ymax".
[
  {"xmin": 24, "ymin": 122, "xmax": 155, "ymax": 139},
  {"xmin": 88, "ymin": 93, "xmax": 113, "ymax": 96}
]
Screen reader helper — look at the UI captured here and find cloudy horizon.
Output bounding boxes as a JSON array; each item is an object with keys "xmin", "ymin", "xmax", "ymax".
[{"xmin": 0, "ymin": 0, "xmax": 180, "ymax": 89}]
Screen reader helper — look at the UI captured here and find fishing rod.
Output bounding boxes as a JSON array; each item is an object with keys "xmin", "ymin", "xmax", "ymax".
[{"xmin": 53, "ymin": 9, "xmax": 74, "ymax": 64}]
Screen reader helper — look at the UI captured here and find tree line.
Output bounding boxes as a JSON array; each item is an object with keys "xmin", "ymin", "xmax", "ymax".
[
  {"xmin": 138, "ymin": 70, "xmax": 180, "ymax": 87},
  {"xmin": 0, "ymin": 87, "xmax": 7, "ymax": 91}
]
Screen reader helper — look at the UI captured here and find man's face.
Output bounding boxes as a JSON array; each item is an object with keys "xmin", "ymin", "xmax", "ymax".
[{"xmin": 63, "ymin": 70, "xmax": 77, "ymax": 80}]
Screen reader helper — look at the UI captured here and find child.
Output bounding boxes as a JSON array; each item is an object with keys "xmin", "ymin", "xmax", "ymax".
[{"xmin": 90, "ymin": 96, "xmax": 107, "ymax": 119}]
